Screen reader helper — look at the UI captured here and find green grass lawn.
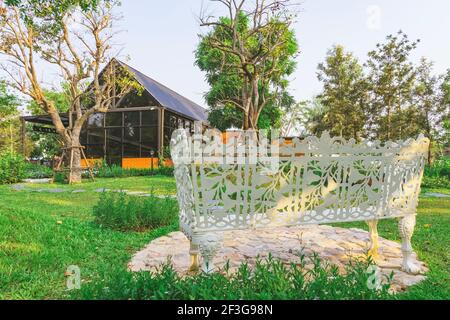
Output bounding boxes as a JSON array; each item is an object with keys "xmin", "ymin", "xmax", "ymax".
[
  {"xmin": 0, "ymin": 176, "xmax": 448, "ymax": 299},
  {"xmin": 0, "ymin": 176, "xmax": 177, "ymax": 300}
]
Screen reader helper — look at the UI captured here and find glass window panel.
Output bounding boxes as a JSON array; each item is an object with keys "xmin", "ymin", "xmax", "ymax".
[
  {"xmin": 123, "ymin": 126, "xmax": 140, "ymax": 158},
  {"xmin": 105, "ymin": 112, "xmax": 122, "ymax": 127},
  {"xmin": 141, "ymin": 127, "xmax": 158, "ymax": 157},
  {"xmin": 124, "ymin": 112, "xmax": 140, "ymax": 127},
  {"xmin": 170, "ymin": 115, "xmax": 177, "ymax": 129},
  {"xmin": 85, "ymin": 144, "xmax": 104, "ymax": 158},
  {"xmin": 88, "ymin": 128, "xmax": 105, "ymax": 145},
  {"xmin": 106, "ymin": 128, "xmax": 122, "ymax": 158},
  {"xmin": 163, "ymin": 126, "xmax": 174, "ymax": 151},
  {"xmin": 80, "ymin": 126, "xmax": 88, "ymax": 145},
  {"xmin": 141, "ymin": 110, "xmax": 158, "ymax": 126}
]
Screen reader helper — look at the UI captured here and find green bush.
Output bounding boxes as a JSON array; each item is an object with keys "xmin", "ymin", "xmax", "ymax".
[
  {"xmin": 24, "ymin": 162, "xmax": 53, "ymax": 179},
  {"xmin": 422, "ymin": 176, "xmax": 450, "ymax": 189},
  {"xmin": 0, "ymin": 151, "xmax": 26, "ymax": 184},
  {"xmin": 93, "ymin": 191, "xmax": 178, "ymax": 231},
  {"xmin": 92, "ymin": 163, "xmax": 174, "ymax": 179},
  {"xmin": 73, "ymin": 256, "xmax": 393, "ymax": 300},
  {"xmin": 424, "ymin": 157, "xmax": 450, "ymax": 179}
]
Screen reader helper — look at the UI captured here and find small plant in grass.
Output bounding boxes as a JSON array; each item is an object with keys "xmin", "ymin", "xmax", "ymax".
[
  {"xmin": 93, "ymin": 191, "xmax": 178, "ymax": 231},
  {"xmin": 73, "ymin": 255, "xmax": 393, "ymax": 300}
]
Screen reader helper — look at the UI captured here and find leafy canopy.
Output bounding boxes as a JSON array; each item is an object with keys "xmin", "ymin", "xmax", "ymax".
[{"xmin": 196, "ymin": 10, "xmax": 298, "ymax": 129}]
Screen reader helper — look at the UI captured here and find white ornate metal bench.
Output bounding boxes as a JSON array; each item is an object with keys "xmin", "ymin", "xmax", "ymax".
[{"xmin": 170, "ymin": 129, "xmax": 429, "ymax": 274}]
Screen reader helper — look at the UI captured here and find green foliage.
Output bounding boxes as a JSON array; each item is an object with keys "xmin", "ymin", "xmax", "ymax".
[
  {"xmin": 23, "ymin": 162, "xmax": 53, "ymax": 179},
  {"xmin": 196, "ymin": 9, "xmax": 298, "ymax": 129},
  {"xmin": 366, "ymin": 31, "xmax": 419, "ymax": 141},
  {"xmin": 422, "ymin": 176, "xmax": 450, "ymax": 189},
  {"xmin": 73, "ymin": 256, "xmax": 393, "ymax": 300},
  {"xmin": 0, "ymin": 151, "xmax": 26, "ymax": 184},
  {"xmin": 297, "ymin": 98, "xmax": 329, "ymax": 137},
  {"xmin": 4, "ymin": 0, "xmax": 118, "ymax": 27},
  {"xmin": 316, "ymin": 45, "xmax": 368, "ymax": 140},
  {"xmin": 423, "ymin": 156, "xmax": 450, "ymax": 189},
  {"xmin": 27, "ymin": 89, "xmax": 70, "ymax": 115},
  {"xmin": 0, "ymin": 81, "xmax": 20, "ymax": 117},
  {"xmin": 26, "ymin": 89, "xmax": 67, "ymax": 160},
  {"xmin": 424, "ymin": 157, "xmax": 450, "ymax": 179},
  {"xmin": 93, "ymin": 163, "xmax": 174, "ymax": 179},
  {"xmin": 0, "ymin": 81, "xmax": 22, "ymax": 153},
  {"xmin": 207, "ymin": 102, "xmax": 283, "ymax": 131},
  {"xmin": 92, "ymin": 192, "xmax": 178, "ymax": 232}
]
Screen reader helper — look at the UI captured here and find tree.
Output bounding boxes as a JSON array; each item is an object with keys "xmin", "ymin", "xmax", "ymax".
[
  {"xmin": 316, "ymin": 45, "xmax": 368, "ymax": 140},
  {"xmin": 366, "ymin": 31, "xmax": 419, "ymax": 141},
  {"xmin": 27, "ymin": 89, "xmax": 70, "ymax": 160},
  {"xmin": 413, "ymin": 58, "xmax": 447, "ymax": 163},
  {"xmin": 278, "ymin": 93, "xmax": 302, "ymax": 137},
  {"xmin": 0, "ymin": 0, "xmax": 140, "ymax": 183},
  {"xmin": 297, "ymin": 98, "xmax": 329, "ymax": 137},
  {"xmin": 196, "ymin": 0, "xmax": 298, "ymax": 130},
  {"xmin": 207, "ymin": 92, "xmax": 286, "ymax": 132},
  {"xmin": 0, "ymin": 80, "xmax": 21, "ymax": 153},
  {"xmin": 438, "ymin": 70, "xmax": 450, "ymax": 154}
]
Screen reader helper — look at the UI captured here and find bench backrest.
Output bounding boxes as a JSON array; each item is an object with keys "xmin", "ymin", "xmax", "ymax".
[{"xmin": 171, "ymin": 130, "xmax": 429, "ymax": 234}]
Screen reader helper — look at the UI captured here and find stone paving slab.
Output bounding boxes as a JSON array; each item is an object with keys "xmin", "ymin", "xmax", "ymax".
[
  {"xmin": 129, "ymin": 225, "xmax": 428, "ymax": 292},
  {"xmin": 424, "ymin": 193, "xmax": 450, "ymax": 198}
]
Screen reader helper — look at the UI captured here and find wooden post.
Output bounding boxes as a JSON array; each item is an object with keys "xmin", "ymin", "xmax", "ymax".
[{"xmin": 158, "ymin": 108, "xmax": 165, "ymax": 158}]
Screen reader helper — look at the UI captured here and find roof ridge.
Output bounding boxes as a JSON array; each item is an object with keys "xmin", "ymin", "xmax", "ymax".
[{"xmin": 117, "ymin": 60, "xmax": 205, "ymax": 111}]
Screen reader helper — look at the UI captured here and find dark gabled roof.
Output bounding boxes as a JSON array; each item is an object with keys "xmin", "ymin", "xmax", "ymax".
[{"xmin": 117, "ymin": 60, "xmax": 207, "ymax": 122}]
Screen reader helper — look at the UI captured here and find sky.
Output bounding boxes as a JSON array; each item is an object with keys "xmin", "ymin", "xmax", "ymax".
[{"xmin": 114, "ymin": 0, "xmax": 450, "ymax": 109}]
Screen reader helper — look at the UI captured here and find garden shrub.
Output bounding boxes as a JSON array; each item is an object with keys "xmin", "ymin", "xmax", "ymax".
[
  {"xmin": 422, "ymin": 176, "xmax": 450, "ymax": 189},
  {"xmin": 92, "ymin": 163, "xmax": 174, "ymax": 179},
  {"xmin": 93, "ymin": 191, "xmax": 178, "ymax": 231},
  {"xmin": 73, "ymin": 256, "xmax": 394, "ymax": 300},
  {"xmin": 0, "ymin": 151, "xmax": 26, "ymax": 184},
  {"xmin": 424, "ymin": 157, "xmax": 450, "ymax": 179},
  {"xmin": 24, "ymin": 162, "xmax": 53, "ymax": 179}
]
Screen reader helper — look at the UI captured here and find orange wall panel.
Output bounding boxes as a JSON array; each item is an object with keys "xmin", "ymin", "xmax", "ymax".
[
  {"xmin": 81, "ymin": 158, "xmax": 102, "ymax": 168},
  {"xmin": 122, "ymin": 158, "xmax": 158, "ymax": 169}
]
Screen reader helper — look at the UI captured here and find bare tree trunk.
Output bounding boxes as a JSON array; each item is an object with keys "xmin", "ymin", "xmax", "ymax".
[
  {"xmin": 243, "ymin": 112, "xmax": 249, "ymax": 130},
  {"xmin": 69, "ymin": 125, "xmax": 83, "ymax": 184},
  {"xmin": 70, "ymin": 141, "xmax": 83, "ymax": 184},
  {"xmin": 427, "ymin": 138, "xmax": 433, "ymax": 166}
]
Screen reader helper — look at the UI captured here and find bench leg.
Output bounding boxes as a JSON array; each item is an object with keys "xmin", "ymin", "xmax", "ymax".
[
  {"xmin": 192, "ymin": 233, "xmax": 222, "ymax": 274},
  {"xmin": 189, "ymin": 241, "xmax": 200, "ymax": 272},
  {"xmin": 366, "ymin": 220, "xmax": 379, "ymax": 259},
  {"xmin": 399, "ymin": 215, "xmax": 421, "ymax": 274}
]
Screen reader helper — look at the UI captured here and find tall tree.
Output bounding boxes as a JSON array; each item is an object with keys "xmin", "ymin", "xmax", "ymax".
[
  {"xmin": 413, "ymin": 58, "xmax": 447, "ymax": 163},
  {"xmin": 27, "ymin": 89, "xmax": 70, "ymax": 160},
  {"xmin": 0, "ymin": 80, "xmax": 21, "ymax": 153},
  {"xmin": 438, "ymin": 70, "xmax": 450, "ymax": 154},
  {"xmin": 366, "ymin": 31, "xmax": 419, "ymax": 141},
  {"xmin": 316, "ymin": 45, "xmax": 368, "ymax": 140},
  {"xmin": 196, "ymin": 0, "xmax": 298, "ymax": 130},
  {"xmin": 0, "ymin": 0, "xmax": 140, "ymax": 183},
  {"xmin": 206, "ymin": 96, "xmax": 284, "ymax": 131},
  {"xmin": 297, "ymin": 97, "xmax": 328, "ymax": 137}
]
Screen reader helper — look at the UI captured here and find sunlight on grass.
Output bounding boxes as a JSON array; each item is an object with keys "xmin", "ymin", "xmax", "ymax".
[{"xmin": 0, "ymin": 241, "xmax": 42, "ymax": 254}]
